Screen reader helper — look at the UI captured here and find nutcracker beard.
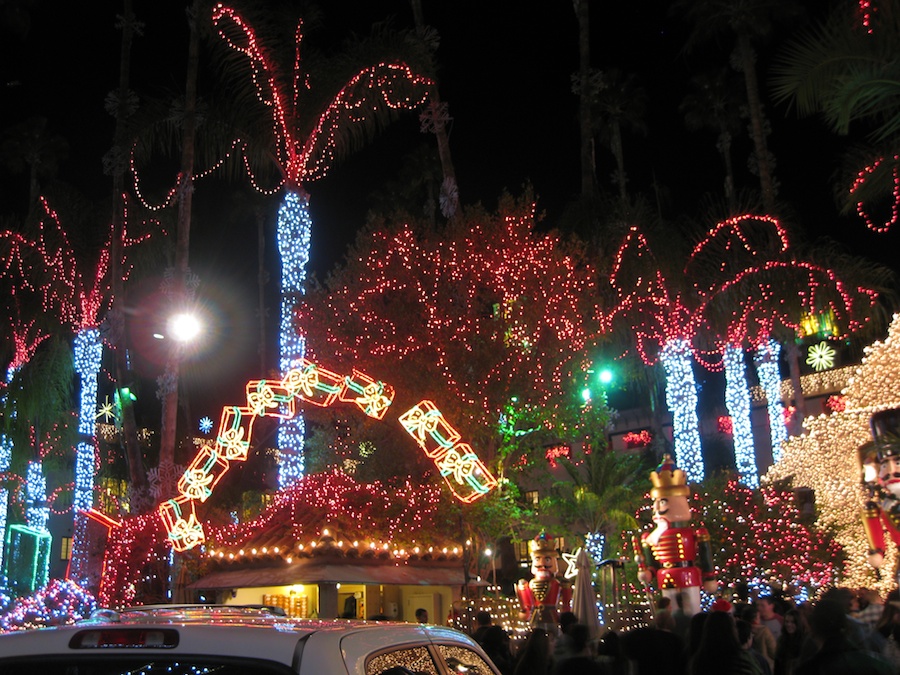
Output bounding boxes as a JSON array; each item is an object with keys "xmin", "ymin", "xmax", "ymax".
[{"xmin": 646, "ymin": 516, "xmax": 668, "ymax": 547}]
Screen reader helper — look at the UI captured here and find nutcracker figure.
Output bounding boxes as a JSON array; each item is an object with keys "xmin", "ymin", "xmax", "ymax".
[
  {"xmin": 516, "ymin": 531, "xmax": 572, "ymax": 629},
  {"xmin": 862, "ymin": 409, "xmax": 900, "ymax": 574},
  {"xmin": 633, "ymin": 454, "xmax": 717, "ymax": 617}
]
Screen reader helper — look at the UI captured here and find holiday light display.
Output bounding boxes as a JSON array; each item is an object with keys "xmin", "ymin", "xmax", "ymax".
[
  {"xmin": 276, "ymin": 191, "xmax": 311, "ymax": 485},
  {"xmin": 104, "ymin": 471, "xmax": 465, "ymax": 607},
  {"xmin": 807, "ymin": 341, "xmax": 837, "ymax": 371},
  {"xmin": 160, "ymin": 362, "xmax": 496, "ymax": 551},
  {"xmin": 723, "ymin": 344, "xmax": 759, "ymax": 488},
  {"xmin": 0, "ymin": 312, "xmax": 48, "ymax": 577},
  {"xmin": 698, "ymin": 479, "xmax": 841, "ymax": 598},
  {"xmin": 766, "ymin": 314, "xmax": 900, "ymax": 595},
  {"xmin": 199, "ymin": 416, "xmax": 213, "ymax": 434},
  {"xmin": 686, "ymin": 213, "xmax": 876, "ymax": 481},
  {"xmin": 852, "ymin": 155, "xmax": 900, "ymax": 233},
  {"xmin": 661, "ymin": 340, "xmax": 705, "ymax": 482},
  {"xmin": 204, "ymin": 3, "xmax": 432, "ymax": 487},
  {"xmin": 622, "ymin": 430, "xmax": 652, "ymax": 449},
  {"xmin": 755, "ymin": 339, "xmax": 788, "ymax": 463},
  {"xmin": 0, "ymin": 578, "xmax": 96, "ymax": 631},
  {"xmin": 0, "ymin": 195, "xmax": 150, "ymax": 586},
  {"xmin": 605, "ymin": 227, "xmax": 705, "ymax": 481},
  {"xmin": 399, "ymin": 400, "xmax": 498, "ymax": 503},
  {"xmin": 3, "ymin": 523, "xmax": 51, "ymax": 596}
]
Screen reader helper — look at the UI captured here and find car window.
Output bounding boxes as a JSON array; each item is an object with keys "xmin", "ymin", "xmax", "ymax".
[
  {"xmin": 435, "ymin": 645, "xmax": 497, "ymax": 674},
  {"xmin": 366, "ymin": 646, "xmax": 440, "ymax": 675}
]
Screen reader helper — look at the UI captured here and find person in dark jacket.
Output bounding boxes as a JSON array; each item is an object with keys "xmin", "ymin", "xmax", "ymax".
[{"xmin": 796, "ymin": 599, "xmax": 893, "ymax": 675}]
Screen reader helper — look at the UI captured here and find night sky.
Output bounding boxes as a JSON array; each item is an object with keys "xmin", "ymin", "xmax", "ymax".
[{"xmin": 1, "ymin": 0, "xmax": 897, "ymax": 423}]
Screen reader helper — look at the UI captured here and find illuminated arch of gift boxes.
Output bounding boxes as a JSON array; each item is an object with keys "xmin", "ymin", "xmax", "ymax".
[{"xmin": 160, "ymin": 359, "xmax": 498, "ymax": 551}]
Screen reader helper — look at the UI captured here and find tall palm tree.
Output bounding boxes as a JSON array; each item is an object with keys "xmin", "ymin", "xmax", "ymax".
[
  {"xmin": 680, "ymin": 69, "xmax": 745, "ymax": 211},
  {"xmin": 0, "ymin": 117, "xmax": 69, "ymax": 212},
  {"xmin": 675, "ymin": 0, "xmax": 805, "ymax": 213},
  {"xmin": 158, "ymin": 0, "xmax": 203, "ymax": 481},
  {"xmin": 106, "ymin": 0, "xmax": 149, "ymax": 501},
  {"xmin": 409, "ymin": 0, "xmax": 461, "ymax": 223},
  {"xmin": 209, "ymin": 4, "xmax": 432, "ymax": 487},
  {"xmin": 590, "ymin": 69, "xmax": 647, "ymax": 206}
]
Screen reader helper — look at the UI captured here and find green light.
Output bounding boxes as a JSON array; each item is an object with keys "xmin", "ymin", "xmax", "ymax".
[
  {"xmin": 581, "ymin": 388, "xmax": 591, "ymax": 403},
  {"xmin": 598, "ymin": 368, "xmax": 614, "ymax": 385}
]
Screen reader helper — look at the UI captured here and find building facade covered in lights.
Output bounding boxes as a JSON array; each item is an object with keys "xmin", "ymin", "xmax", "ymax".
[{"xmin": 179, "ymin": 471, "xmax": 469, "ymax": 623}]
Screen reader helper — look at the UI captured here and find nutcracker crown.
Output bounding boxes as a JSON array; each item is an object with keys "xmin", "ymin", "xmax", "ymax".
[
  {"xmin": 649, "ymin": 453, "xmax": 690, "ymax": 498},
  {"xmin": 529, "ymin": 531, "xmax": 558, "ymax": 556}
]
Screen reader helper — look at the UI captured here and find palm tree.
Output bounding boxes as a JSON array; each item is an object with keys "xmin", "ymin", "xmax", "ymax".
[
  {"xmin": 675, "ymin": 0, "xmax": 805, "ymax": 213},
  {"xmin": 590, "ymin": 69, "xmax": 647, "ymax": 206},
  {"xmin": 106, "ymin": 0, "xmax": 150, "ymax": 501},
  {"xmin": 543, "ymin": 446, "xmax": 646, "ymax": 556},
  {"xmin": 680, "ymin": 69, "xmax": 745, "ymax": 211},
  {"xmin": 409, "ymin": 0, "xmax": 461, "ymax": 222},
  {"xmin": 209, "ymin": 4, "xmax": 432, "ymax": 487},
  {"xmin": 157, "ymin": 0, "xmax": 203, "ymax": 482},
  {"xmin": 771, "ymin": 0, "xmax": 900, "ymax": 227},
  {"xmin": 0, "ymin": 117, "xmax": 69, "ymax": 211}
]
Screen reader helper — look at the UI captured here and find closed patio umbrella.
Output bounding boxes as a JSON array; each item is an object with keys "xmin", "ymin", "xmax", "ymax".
[{"xmin": 570, "ymin": 547, "xmax": 601, "ymax": 639}]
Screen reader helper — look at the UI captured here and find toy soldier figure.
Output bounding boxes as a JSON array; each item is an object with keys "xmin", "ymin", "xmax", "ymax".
[
  {"xmin": 863, "ymin": 409, "xmax": 900, "ymax": 577},
  {"xmin": 517, "ymin": 532, "xmax": 572, "ymax": 630},
  {"xmin": 634, "ymin": 454, "xmax": 717, "ymax": 617}
]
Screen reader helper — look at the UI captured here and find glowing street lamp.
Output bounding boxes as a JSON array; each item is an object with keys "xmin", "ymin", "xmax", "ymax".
[{"xmin": 168, "ymin": 312, "xmax": 203, "ymax": 343}]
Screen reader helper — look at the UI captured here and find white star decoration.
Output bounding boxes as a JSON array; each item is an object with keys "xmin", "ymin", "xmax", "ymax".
[{"xmin": 562, "ymin": 549, "xmax": 580, "ymax": 579}]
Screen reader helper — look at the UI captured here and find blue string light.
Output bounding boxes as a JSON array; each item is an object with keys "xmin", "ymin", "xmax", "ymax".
[
  {"xmin": 754, "ymin": 339, "xmax": 788, "ymax": 463},
  {"xmin": 0, "ymin": 367, "xmax": 14, "ymax": 579},
  {"xmin": 661, "ymin": 339, "xmax": 704, "ymax": 483},
  {"xmin": 73, "ymin": 328, "xmax": 102, "ymax": 511},
  {"xmin": 723, "ymin": 344, "xmax": 759, "ymax": 488},
  {"xmin": 25, "ymin": 461, "xmax": 49, "ymax": 531},
  {"xmin": 276, "ymin": 190, "xmax": 311, "ymax": 487}
]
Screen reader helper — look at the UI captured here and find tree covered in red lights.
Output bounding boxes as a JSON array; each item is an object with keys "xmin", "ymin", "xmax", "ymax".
[
  {"xmin": 298, "ymin": 192, "xmax": 606, "ymax": 488},
  {"xmin": 697, "ymin": 476, "xmax": 843, "ymax": 594}
]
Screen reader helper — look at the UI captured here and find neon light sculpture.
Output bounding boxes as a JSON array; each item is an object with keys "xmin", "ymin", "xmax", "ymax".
[
  {"xmin": 399, "ymin": 400, "xmax": 497, "ymax": 503},
  {"xmin": 209, "ymin": 4, "xmax": 432, "ymax": 487},
  {"xmin": 160, "ymin": 360, "xmax": 495, "ymax": 551}
]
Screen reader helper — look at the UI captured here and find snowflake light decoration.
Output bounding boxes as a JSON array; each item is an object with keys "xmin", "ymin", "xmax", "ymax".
[
  {"xmin": 806, "ymin": 341, "xmax": 836, "ymax": 372},
  {"xmin": 95, "ymin": 396, "xmax": 117, "ymax": 424},
  {"xmin": 199, "ymin": 416, "xmax": 213, "ymax": 434}
]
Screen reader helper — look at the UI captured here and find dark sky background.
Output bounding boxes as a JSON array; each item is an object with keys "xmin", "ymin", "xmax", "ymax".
[{"xmin": 1, "ymin": 0, "xmax": 897, "ymax": 428}]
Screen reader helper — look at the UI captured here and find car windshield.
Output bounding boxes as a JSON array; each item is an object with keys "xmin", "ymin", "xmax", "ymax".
[{"xmin": 0, "ymin": 656, "xmax": 294, "ymax": 675}]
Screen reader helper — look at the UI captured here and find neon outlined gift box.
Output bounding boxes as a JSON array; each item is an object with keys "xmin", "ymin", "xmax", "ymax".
[
  {"xmin": 434, "ymin": 444, "xmax": 498, "ymax": 504},
  {"xmin": 215, "ymin": 406, "xmax": 256, "ymax": 461},
  {"xmin": 282, "ymin": 359, "xmax": 345, "ymax": 407},
  {"xmin": 246, "ymin": 379, "xmax": 296, "ymax": 419},
  {"xmin": 178, "ymin": 445, "xmax": 230, "ymax": 502},
  {"xmin": 339, "ymin": 369, "xmax": 395, "ymax": 419},
  {"xmin": 159, "ymin": 496, "xmax": 205, "ymax": 552},
  {"xmin": 3, "ymin": 524, "xmax": 51, "ymax": 596},
  {"xmin": 398, "ymin": 400, "xmax": 461, "ymax": 458}
]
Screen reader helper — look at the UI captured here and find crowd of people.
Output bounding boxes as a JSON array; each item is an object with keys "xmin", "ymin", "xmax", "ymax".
[{"xmin": 470, "ymin": 586, "xmax": 900, "ymax": 675}]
